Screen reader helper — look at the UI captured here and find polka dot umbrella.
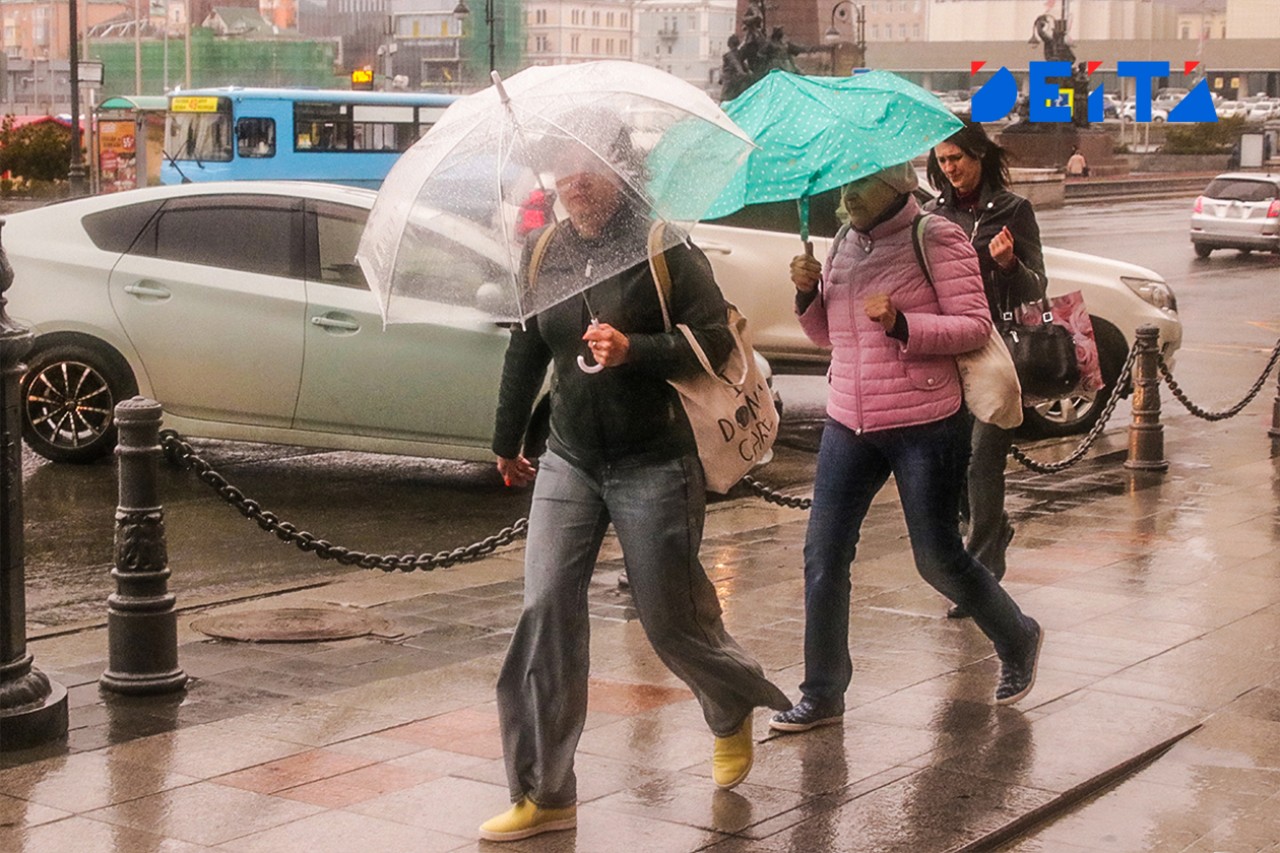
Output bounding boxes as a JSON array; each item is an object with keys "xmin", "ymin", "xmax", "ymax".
[{"xmin": 706, "ymin": 69, "xmax": 965, "ymax": 246}]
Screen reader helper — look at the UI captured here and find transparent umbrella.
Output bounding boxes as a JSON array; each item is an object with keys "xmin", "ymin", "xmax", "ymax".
[{"xmin": 357, "ymin": 61, "xmax": 754, "ymax": 325}]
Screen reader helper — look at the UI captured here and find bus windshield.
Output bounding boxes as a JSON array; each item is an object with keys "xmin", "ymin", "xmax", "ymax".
[{"xmin": 166, "ymin": 98, "xmax": 233, "ymax": 163}]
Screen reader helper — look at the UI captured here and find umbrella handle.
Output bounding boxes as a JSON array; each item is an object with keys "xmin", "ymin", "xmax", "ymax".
[
  {"xmin": 577, "ymin": 355, "xmax": 605, "ymax": 374},
  {"xmin": 803, "ymin": 240, "xmax": 814, "ymax": 258}
]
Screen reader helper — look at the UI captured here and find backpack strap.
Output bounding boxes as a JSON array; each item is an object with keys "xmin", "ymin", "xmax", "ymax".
[
  {"xmin": 647, "ymin": 221, "xmax": 674, "ymax": 331},
  {"xmin": 525, "ymin": 223, "xmax": 559, "ymax": 291},
  {"xmin": 909, "ymin": 213, "xmax": 934, "ymax": 287}
]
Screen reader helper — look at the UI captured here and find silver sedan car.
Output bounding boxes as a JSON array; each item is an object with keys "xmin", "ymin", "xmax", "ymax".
[
  {"xmin": 1190, "ymin": 172, "xmax": 1280, "ymax": 258},
  {"xmin": 4, "ymin": 182, "xmax": 514, "ymax": 463}
]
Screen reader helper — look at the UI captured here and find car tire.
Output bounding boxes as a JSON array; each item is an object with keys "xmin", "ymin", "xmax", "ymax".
[
  {"xmin": 1194, "ymin": 243, "xmax": 1213, "ymax": 258},
  {"xmin": 21, "ymin": 341, "xmax": 139, "ymax": 464},
  {"xmin": 1019, "ymin": 317, "xmax": 1128, "ymax": 438}
]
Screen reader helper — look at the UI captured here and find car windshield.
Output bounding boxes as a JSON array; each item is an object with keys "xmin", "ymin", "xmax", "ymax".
[{"xmin": 1204, "ymin": 179, "xmax": 1280, "ymax": 202}]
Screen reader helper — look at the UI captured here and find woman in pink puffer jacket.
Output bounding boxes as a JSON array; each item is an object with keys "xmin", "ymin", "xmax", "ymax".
[{"xmin": 768, "ymin": 162, "xmax": 1043, "ymax": 735}]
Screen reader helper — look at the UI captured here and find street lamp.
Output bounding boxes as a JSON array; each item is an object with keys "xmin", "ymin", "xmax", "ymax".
[
  {"xmin": 824, "ymin": 1, "xmax": 866, "ymax": 73},
  {"xmin": 452, "ymin": 0, "xmax": 495, "ymax": 76},
  {"xmin": 68, "ymin": 0, "xmax": 87, "ymax": 195}
]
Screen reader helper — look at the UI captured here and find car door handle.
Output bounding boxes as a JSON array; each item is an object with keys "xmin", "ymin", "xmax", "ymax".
[
  {"xmin": 123, "ymin": 282, "xmax": 172, "ymax": 299},
  {"xmin": 696, "ymin": 241, "xmax": 732, "ymax": 255},
  {"xmin": 310, "ymin": 315, "xmax": 360, "ymax": 332}
]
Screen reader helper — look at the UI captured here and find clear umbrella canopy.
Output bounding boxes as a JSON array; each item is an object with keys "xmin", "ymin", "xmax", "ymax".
[{"xmin": 357, "ymin": 61, "xmax": 754, "ymax": 325}]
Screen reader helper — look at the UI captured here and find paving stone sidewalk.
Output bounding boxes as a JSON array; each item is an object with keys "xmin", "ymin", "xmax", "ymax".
[{"xmin": 2, "ymin": 413, "xmax": 1279, "ymax": 852}]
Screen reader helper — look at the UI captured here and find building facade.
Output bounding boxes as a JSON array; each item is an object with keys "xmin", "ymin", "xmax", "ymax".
[
  {"xmin": 633, "ymin": 0, "xmax": 735, "ymax": 91},
  {"xmin": 523, "ymin": 0, "xmax": 632, "ymax": 66}
]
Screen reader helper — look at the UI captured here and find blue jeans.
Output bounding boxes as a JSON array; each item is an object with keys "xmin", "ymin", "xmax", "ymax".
[
  {"xmin": 496, "ymin": 451, "xmax": 789, "ymax": 808},
  {"xmin": 799, "ymin": 413, "xmax": 1038, "ymax": 705}
]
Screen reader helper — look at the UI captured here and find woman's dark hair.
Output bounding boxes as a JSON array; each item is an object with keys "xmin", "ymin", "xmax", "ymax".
[{"xmin": 925, "ymin": 120, "xmax": 1011, "ymax": 194}]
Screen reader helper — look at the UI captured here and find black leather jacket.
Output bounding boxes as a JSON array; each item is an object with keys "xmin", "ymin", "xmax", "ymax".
[
  {"xmin": 927, "ymin": 184, "xmax": 1047, "ymax": 320},
  {"xmin": 492, "ymin": 211, "xmax": 732, "ymax": 470}
]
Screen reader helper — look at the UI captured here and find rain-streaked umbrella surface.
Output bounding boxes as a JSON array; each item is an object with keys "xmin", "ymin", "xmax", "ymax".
[
  {"xmin": 357, "ymin": 60, "xmax": 754, "ymax": 324},
  {"xmin": 707, "ymin": 69, "xmax": 965, "ymax": 240}
]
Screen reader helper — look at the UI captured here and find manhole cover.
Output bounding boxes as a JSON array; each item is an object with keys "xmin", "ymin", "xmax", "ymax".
[{"xmin": 190, "ymin": 607, "xmax": 393, "ymax": 643}]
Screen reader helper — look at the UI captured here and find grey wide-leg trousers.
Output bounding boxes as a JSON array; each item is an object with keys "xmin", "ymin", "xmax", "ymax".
[{"xmin": 495, "ymin": 451, "xmax": 790, "ymax": 808}]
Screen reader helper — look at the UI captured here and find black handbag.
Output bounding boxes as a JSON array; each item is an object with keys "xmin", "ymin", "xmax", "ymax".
[{"xmin": 997, "ymin": 305, "xmax": 1080, "ymax": 399}]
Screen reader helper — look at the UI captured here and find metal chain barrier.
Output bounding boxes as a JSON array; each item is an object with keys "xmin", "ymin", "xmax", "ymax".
[
  {"xmin": 159, "ymin": 430, "xmax": 528, "ymax": 572},
  {"xmin": 1157, "ymin": 338, "xmax": 1280, "ymax": 421},
  {"xmin": 741, "ymin": 474, "xmax": 813, "ymax": 510},
  {"xmin": 1009, "ymin": 341, "xmax": 1139, "ymax": 474}
]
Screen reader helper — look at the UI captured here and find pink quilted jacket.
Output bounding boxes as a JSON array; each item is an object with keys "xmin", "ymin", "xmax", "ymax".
[{"xmin": 798, "ymin": 196, "xmax": 991, "ymax": 434}]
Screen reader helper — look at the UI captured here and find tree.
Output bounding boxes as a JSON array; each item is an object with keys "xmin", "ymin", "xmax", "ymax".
[{"xmin": 0, "ymin": 116, "xmax": 72, "ymax": 183}]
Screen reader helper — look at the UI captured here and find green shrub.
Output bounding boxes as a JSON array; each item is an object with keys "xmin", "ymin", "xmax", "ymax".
[
  {"xmin": 1162, "ymin": 116, "xmax": 1245, "ymax": 154},
  {"xmin": 0, "ymin": 115, "xmax": 73, "ymax": 183}
]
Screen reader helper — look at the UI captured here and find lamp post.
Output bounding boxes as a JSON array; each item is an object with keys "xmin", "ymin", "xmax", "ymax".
[
  {"xmin": 68, "ymin": 0, "xmax": 87, "ymax": 195},
  {"xmin": 824, "ymin": 1, "xmax": 866, "ymax": 74},
  {"xmin": 453, "ymin": 0, "xmax": 496, "ymax": 76}
]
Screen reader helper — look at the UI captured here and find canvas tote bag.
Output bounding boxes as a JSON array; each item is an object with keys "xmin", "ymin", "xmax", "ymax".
[
  {"xmin": 649, "ymin": 225, "xmax": 780, "ymax": 493},
  {"xmin": 906, "ymin": 215, "xmax": 1024, "ymax": 429}
]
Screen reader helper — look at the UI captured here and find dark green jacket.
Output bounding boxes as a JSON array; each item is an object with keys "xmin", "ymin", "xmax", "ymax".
[{"xmin": 491, "ymin": 211, "xmax": 732, "ymax": 470}]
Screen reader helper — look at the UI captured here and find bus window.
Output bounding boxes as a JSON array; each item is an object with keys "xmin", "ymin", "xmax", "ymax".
[
  {"xmin": 237, "ymin": 118, "xmax": 276, "ymax": 158},
  {"xmin": 166, "ymin": 99, "xmax": 233, "ymax": 163}
]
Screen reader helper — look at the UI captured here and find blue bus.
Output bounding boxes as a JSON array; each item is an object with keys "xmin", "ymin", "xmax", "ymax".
[{"xmin": 160, "ymin": 87, "xmax": 458, "ymax": 188}]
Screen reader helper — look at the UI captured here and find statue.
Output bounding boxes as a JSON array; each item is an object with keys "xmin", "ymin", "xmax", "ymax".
[
  {"xmin": 720, "ymin": 1, "xmax": 817, "ymax": 101},
  {"xmin": 762, "ymin": 27, "xmax": 802, "ymax": 74},
  {"xmin": 1031, "ymin": 13, "xmax": 1074, "ymax": 65},
  {"xmin": 1030, "ymin": 13, "xmax": 1089, "ymax": 128},
  {"xmin": 721, "ymin": 34, "xmax": 751, "ymax": 102}
]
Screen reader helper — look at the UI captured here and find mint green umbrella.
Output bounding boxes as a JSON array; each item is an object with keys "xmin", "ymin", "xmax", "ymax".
[{"xmin": 706, "ymin": 70, "xmax": 964, "ymax": 243}]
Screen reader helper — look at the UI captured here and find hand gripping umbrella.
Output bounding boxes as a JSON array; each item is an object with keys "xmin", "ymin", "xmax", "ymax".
[
  {"xmin": 706, "ymin": 69, "xmax": 965, "ymax": 249},
  {"xmin": 356, "ymin": 60, "xmax": 754, "ymax": 327}
]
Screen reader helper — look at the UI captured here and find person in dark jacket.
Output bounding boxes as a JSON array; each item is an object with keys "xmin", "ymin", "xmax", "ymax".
[
  {"xmin": 925, "ymin": 121, "xmax": 1048, "ymax": 618},
  {"xmin": 480, "ymin": 127, "xmax": 790, "ymax": 844}
]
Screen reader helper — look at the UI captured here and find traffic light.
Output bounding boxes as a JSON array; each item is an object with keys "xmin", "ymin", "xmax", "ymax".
[{"xmin": 351, "ymin": 68, "xmax": 375, "ymax": 91}]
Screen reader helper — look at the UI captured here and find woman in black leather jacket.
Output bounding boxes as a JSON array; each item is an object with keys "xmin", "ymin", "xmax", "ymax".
[{"xmin": 926, "ymin": 121, "xmax": 1047, "ymax": 618}]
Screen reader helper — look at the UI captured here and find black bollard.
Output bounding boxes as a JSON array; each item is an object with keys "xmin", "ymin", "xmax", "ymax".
[
  {"xmin": 100, "ymin": 397, "xmax": 187, "ymax": 695},
  {"xmin": 1269, "ymin": 362, "xmax": 1280, "ymax": 439},
  {"xmin": 0, "ymin": 218, "xmax": 69, "ymax": 751},
  {"xmin": 1124, "ymin": 325, "xmax": 1169, "ymax": 472}
]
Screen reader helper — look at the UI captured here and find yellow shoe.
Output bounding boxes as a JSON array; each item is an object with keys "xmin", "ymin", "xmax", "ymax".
[
  {"xmin": 478, "ymin": 798, "xmax": 577, "ymax": 842},
  {"xmin": 712, "ymin": 717, "xmax": 754, "ymax": 790}
]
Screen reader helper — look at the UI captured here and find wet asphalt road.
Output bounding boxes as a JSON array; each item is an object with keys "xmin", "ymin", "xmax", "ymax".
[{"xmin": 17, "ymin": 195, "xmax": 1280, "ymax": 630}]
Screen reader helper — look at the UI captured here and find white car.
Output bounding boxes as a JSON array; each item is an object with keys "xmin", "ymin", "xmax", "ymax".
[
  {"xmin": 1190, "ymin": 172, "xmax": 1280, "ymax": 257},
  {"xmin": 693, "ymin": 207, "xmax": 1182, "ymax": 437},
  {"xmin": 4, "ymin": 182, "xmax": 521, "ymax": 463},
  {"xmin": 1121, "ymin": 102, "xmax": 1168, "ymax": 123}
]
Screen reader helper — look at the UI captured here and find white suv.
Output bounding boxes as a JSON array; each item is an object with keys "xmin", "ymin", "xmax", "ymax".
[
  {"xmin": 694, "ymin": 218, "xmax": 1182, "ymax": 437},
  {"xmin": 1190, "ymin": 172, "xmax": 1280, "ymax": 258}
]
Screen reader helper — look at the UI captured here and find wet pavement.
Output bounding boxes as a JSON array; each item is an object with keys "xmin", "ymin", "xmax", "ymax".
[{"xmin": 3, "ymin": 406, "xmax": 1280, "ymax": 852}]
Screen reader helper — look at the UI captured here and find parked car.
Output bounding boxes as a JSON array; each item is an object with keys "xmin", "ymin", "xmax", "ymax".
[
  {"xmin": 1189, "ymin": 172, "xmax": 1280, "ymax": 258},
  {"xmin": 1215, "ymin": 100, "xmax": 1248, "ymax": 120},
  {"xmin": 1244, "ymin": 99, "xmax": 1280, "ymax": 123},
  {"xmin": 695, "ymin": 195, "xmax": 1182, "ymax": 437},
  {"xmin": 1121, "ymin": 101, "xmax": 1168, "ymax": 123}
]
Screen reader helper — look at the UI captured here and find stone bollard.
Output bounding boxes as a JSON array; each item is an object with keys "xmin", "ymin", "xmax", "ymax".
[
  {"xmin": 0, "ymin": 218, "xmax": 69, "ymax": 750},
  {"xmin": 100, "ymin": 397, "xmax": 188, "ymax": 695},
  {"xmin": 1269, "ymin": 362, "xmax": 1280, "ymax": 439},
  {"xmin": 1124, "ymin": 325, "xmax": 1169, "ymax": 472}
]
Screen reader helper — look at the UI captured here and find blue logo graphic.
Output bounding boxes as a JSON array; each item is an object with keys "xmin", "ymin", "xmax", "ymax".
[{"xmin": 969, "ymin": 61, "xmax": 1218, "ymax": 124}]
